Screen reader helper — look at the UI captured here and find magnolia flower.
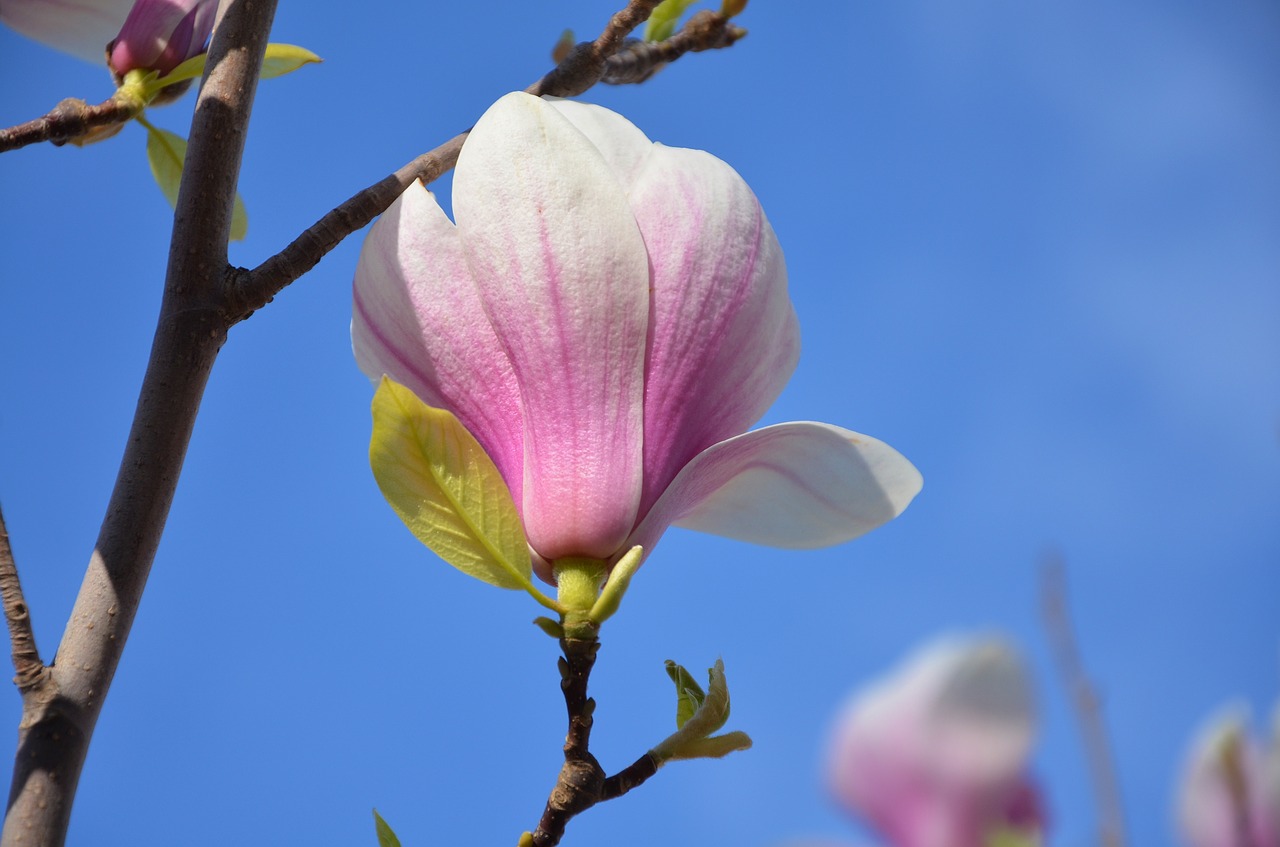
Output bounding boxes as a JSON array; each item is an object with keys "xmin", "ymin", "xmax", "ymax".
[
  {"xmin": 353, "ymin": 92, "xmax": 921, "ymax": 582},
  {"xmin": 1178, "ymin": 704, "xmax": 1280, "ymax": 847},
  {"xmin": 2, "ymin": 0, "xmax": 221, "ymax": 72},
  {"xmin": 827, "ymin": 637, "xmax": 1045, "ymax": 847},
  {"xmin": 108, "ymin": 0, "xmax": 219, "ymax": 76}
]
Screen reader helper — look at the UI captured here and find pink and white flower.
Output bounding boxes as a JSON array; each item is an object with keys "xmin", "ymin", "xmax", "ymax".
[
  {"xmin": 2, "ymin": 0, "xmax": 220, "ymax": 72},
  {"xmin": 1178, "ymin": 704, "xmax": 1280, "ymax": 847},
  {"xmin": 352, "ymin": 92, "xmax": 921, "ymax": 581},
  {"xmin": 827, "ymin": 637, "xmax": 1045, "ymax": 847}
]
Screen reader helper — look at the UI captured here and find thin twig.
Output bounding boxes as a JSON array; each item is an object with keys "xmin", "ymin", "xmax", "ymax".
[
  {"xmin": 235, "ymin": 0, "xmax": 745, "ymax": 313},
  {"xmin": 1041, "ymin": 555, "xmax": 1127, "ymax": 847},
  {"xmin": 0, "ymin": 504, "xmax": 43, "ymax": 692},
  {"xmin": 0, "ymin": 96, "xmax": 139, "ymax": 153}
]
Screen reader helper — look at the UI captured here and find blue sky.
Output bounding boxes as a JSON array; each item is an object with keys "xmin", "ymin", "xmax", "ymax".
[{"xmin": 1, "ymin": 2, "xmax": 1277, "ymax": 846}]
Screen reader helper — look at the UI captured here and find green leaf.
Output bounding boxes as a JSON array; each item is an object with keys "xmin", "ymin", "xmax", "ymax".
[
  {"xmin": 645, "ymin": 0, "xmax": 698, "ymax": 42},
  {"xmin": 664, "ymin": 660, "xmax": 705, "ymax": 729},
  {"xmin": 372, "ymin": 809, "xmax": 401, "ymax": 847},
  {"xmin": 663, "ymin": 730, "xmax": 752, "ymax": 761},
  {"xmin": 369, "ymin": 377, "xmax": 536, "ymax": 593},
  {"xmin": 261, "ymin": 43, "xmax": 323, "ymax": 79},
  {"xmin": 153, "ymin": 54, "xmax": 208, "ymax": 89},
  {"xmin": 143, "ymin": 121, "xmax": 248, "ymax": 241}
]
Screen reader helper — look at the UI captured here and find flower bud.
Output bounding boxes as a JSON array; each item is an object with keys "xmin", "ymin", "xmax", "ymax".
[{"xmin": 108, "ymin": 0, "xmax": 218, "ymax": 77}]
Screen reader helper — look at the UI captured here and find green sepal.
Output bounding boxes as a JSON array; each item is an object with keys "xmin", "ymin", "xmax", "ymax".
[
  {"xmin": 588, "ymin": 545, "xmax": 642, "ymax": 625},
  {"xmin": 645, "ymin": 0, "xmax": 697, "ymax": 42},
  {"xmin": 533, "ymin": 616, "xmax": 564, "ymax": 639},
  {"xmin": 369, "ymin": 377, "xmax": 560, "ymax": 612},
  {"xmin": 261, "ymin": 43, "xmax": 323, "ymax": 79},
  {"xmin": 664, "ymin": 659, "xmax": 705, "ymax": 729},
  {"xmin": 372, "ymin": 809, "xmax": 402, "ymax": 847},
  {"xmin": 140, "ymin": 116, "xmax": 247, "ymax": 240}
]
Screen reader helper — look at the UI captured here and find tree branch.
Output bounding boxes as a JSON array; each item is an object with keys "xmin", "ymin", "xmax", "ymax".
[
  {"xmin": 1040, "ymin": 556, "xmax": 1127, "ymax": 847},
  {"xmin": 233, "ymin": 0, "xmax": 745, "ymax": 314},
  {"xmin": 0, "ymin": 504, "xmax": 43, "ymax": 693},
  {"xmin": 0, "ymin": 96, "xmax": 140, "ymax": 153},
  {"xmin": 0, "ymin": 2, "xmax": 279, "ymax": 845}
]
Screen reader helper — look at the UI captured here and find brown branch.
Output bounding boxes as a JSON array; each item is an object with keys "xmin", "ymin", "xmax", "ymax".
[
  {"xmin": 601, "ymin": 10, "xmax": 748, "ymax": 85},
  {"xmin": 1040, "ymin": 556, "xmax": 1127, "ymax": 847},
  {"xmin": 0, "ymin": 504, "xmax": 43, "ymax": 693},
  {"xmin": 234, "ymin": 0, "xmax": 745, "ymax": 314},
  {"xmin": 600, "ymin": 752, "xmax": 659, "ymax": 801},
  {"xmin": 0, "ymin": 2, "xmax": 279, "ymax": 845},
  {"xmin": 532, "ymin": 633, "xmax": 606, "ymax": 847},
  {"xmin": 0, "ymin": 96, "xmax": 140, "ymax": 153}
]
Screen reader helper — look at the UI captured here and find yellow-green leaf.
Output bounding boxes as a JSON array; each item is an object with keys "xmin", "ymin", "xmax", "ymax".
[
  {"xmin": 645, "ymin": 0, "xmax": 698, "ymax": 42},
  {"xmin": 261, "ymin": 43, "xmax": 322, "ymax": 79},
  {"xmin": 142, "ymin": 122, "xmax": 248, "ymax": 241},
  {"xmin": 372, "ymin": 810, "xmax": 401, "ymax": 847},
  {"xmin": 369, "ymin": 377, "xmax": 533, "ymax": 591}
]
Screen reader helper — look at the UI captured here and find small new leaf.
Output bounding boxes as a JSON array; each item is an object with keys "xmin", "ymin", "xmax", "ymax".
[
  {"xmin": 143, "ymin": 121, "xmax": 247, "ymax": 240},
  {"xmin": 721, "ymin": 0, "xmax": 748, "ymax": 18},
  {"xmin": 373, "ymin": 810, "xmax": 401, "ymax": 847},
  {"xmin": 370, "ymin": 378, "xmax": 558, "ymax": 610},
  {"xmin": 651, "ymin": 659, "xmax": 745, "ymax": 763},
  {"xmin": 665, "ymin": 660, "xmax": 705, "ymax": 729},
  {"xmin": 645, "ymin": 0, "xmax": 698, "ymax": 42},
  {"xmin": 261, "ymin": 43, "xmax": 323, "ymax": 79}
]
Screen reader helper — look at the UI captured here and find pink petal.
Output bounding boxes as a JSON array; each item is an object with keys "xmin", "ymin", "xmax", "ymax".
[
  {"xmin": 626, "ymin": 422, "xmax": 921, "ymax": 557},
  {"xmin": 352, "ymin": 180, "xmax": 525, "ymax": 504},
  {"xmin": 1178, "ymin": 707, "xmax": 1280, "ymax": 847},
  {"xmin": 110, "ymin": 0, "xmax": 217, "ymax": 74},
  {"xmin": 452, "ymin": 92, "xmax": 650, "ymax": 561},
  {"xmin": 2, "ymin": 0, "xmax": 134, "ymax": 62},
  {"xmin": 626, "ymin": 143, "xmax": 799, "ymax": 519}
]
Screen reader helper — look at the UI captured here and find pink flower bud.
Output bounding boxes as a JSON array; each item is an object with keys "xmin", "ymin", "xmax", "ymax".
[
  {"xmin": 108, "ymin": 0, "xmax": 218, "ymax": 76},
  {"xmin": 826, "ymin": 638, "xmax": 1046, "ymax": 847},
  {"xmin": 1178, "ymin": 705, "xmax": 1280, "ymax": 847}
]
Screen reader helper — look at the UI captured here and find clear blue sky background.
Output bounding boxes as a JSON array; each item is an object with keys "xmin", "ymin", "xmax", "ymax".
[{"xmin": 1, "ymin": 2, "xmax": 1277, "ymax": 846}]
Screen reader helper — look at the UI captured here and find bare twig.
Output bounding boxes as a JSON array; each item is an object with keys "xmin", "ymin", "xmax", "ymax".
[
  {"xmin": 527, "ymin": 630, "xmax": 665, "ymax": 847},
  {"xmin": 235, "ymin": 0, "xmax": 745, "ymax": 313},
  {"xmin": 0, "ymin": 3, "xmax": 279, "ymax": 845},
  {"xmin": 0, "ymin": 504, "xmax": 43, "ymax": 693},
  {"xmin": 1041, "ymin": 556, "xmax": 1127, "ymax": 847},
  {"xmin": 0, "ymin": 96, "xmax": 139, "ymax": 153}
]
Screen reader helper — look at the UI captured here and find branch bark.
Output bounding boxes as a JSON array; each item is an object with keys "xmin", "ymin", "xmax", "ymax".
[
  {"xmin": 0, "ymin": 2, "xmax": 279, "ymax": 844},
  {"xmin": 0, "ymin": 506, "xmax": 42, "ymax": 694}
]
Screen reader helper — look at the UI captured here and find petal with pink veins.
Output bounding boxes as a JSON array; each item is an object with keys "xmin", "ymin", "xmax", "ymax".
[
  {"xmin": 453, "ymin": 92, "xmax": 650, "ymax": 561},
  {"xmin": 626, "ymin": 422, "xmax": 920, "ymax": 557},
  {"xmin": 352, "ymin": 181, "xmax": 525, "ymax": 504}
]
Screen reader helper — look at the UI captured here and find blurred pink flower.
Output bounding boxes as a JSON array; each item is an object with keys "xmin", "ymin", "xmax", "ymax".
[
  {"xmin": 827, "ymin": 637, "xmax": 1045, "ymax": 847},
  {"xmin": 1178, "ymin": 704, "xmax": 1280, "ymax": 847},
  {"xmin": 352, "ymin": 92, "xmax": 922, "ymax": 581},
  {"xmin": 107, "ymin": 0, "xmax": 217, "ymax": 76}
]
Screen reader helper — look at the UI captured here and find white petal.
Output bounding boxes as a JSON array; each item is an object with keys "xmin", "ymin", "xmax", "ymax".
[{"xmin": 628, "ymin": 422, "xmax": 921, "ymax": 554}]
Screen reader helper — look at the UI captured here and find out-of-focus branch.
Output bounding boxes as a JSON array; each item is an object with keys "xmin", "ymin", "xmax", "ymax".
[
  {"xmin": 1040, "ymin": 556, "xmax": 1127, "ymax": 847},
  {"xmin": 234, "ymin": 0, "xmax": 745, "ymax": 313},
  {"xmin": 0, "ymin": 504, "xmax": 43, "ymax": 693},
  {"xmin": 0, "ymin": 96, "xmax": 139, "ymax": 153},
  {"xmin": 0, "ymin": 3, "xmax": 280, "ymax": 845}
]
